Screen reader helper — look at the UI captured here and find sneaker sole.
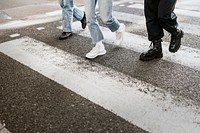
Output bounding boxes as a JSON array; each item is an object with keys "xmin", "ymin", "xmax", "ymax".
[{"xmin": 86, "ymin": 50, "xmax": 106, "ymax": 59}]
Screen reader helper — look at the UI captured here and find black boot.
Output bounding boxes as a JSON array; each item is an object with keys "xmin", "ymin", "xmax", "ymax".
[
  {"xmin": 81, "ymin": 12, "xmax": 87, "ymax": 29},
  {"xmin": 169, "ymin": 29, "xmax": 184, "ymax": 53},
  {"xmin": 140, "ymin": 39, "xmax": 163, "ymax": 61}
]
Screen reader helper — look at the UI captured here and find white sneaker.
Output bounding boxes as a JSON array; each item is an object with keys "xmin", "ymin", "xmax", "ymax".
[
  {"xmin": 86, "ymin": 42, "xmax": 106, "ymax": 59},
  {"xmin": 115, "ymin": 23, "xmax": 125, "ymax": 45}
]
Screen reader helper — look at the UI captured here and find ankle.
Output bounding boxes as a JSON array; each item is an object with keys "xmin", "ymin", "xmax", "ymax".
[
  {"xmin": 152, "ymin": 39, "xmax": 162, "ymax": 50},
  {"xmin": 96, "ymin": 41, "xmax": 103, "ymax": 46},
  {"xmin": 172, "ymin": 29, "xmax": 181, "ymax": 36},
  {"xmin": 153, "ymin": 39, "xmax": 162, "ymax": 43},
  {"xmin": 117, "ymin": 23, "xmax": 125, "ymax": 32}
]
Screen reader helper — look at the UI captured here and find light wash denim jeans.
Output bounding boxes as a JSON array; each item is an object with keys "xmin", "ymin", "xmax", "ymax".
[
  {"xmin": 59, "ymin": 0, "xmax": 84, "ymax": 32},
  {"xmin": 84, "ymin": 0, "xmax": 120, "ymax": 44}
]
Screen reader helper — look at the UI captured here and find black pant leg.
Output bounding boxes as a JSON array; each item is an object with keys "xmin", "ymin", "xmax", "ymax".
[
  {"xmin": 145, "ymin": 0, "xmax": 164, "ymax": 41},
  {"xmin": 158, "ymin": 0, "xmax": 178, "ymax": 34}
]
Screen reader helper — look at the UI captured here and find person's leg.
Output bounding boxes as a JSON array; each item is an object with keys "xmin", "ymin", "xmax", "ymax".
[
  {"xmin": 59, "ymin": 0, "xmax": 73, "ymax": 32},
  {"xmin": 139, "ymin": 0, "xmax": 163, "ymax": 61},
  {"xmin": 158, "ymin": 0, "xmax": 178, "ymax": 34},
  {"xmin": 72, "ymin": 5, "xmax": 86, "ymax": 29},
  {"xmin": 98, "ymin": 0, "xmax": 119, "ymax": 32},
  {"xmin": 98, "ymin": 0, "xmax": 125, "ymax": 45},
  {"xmin": 158, "ymin": 0, "xmax": 183, "ymax": 52},
  {"xmin": 84, "ymin": 0, "xmax": 106, "ymax": 59},
  {"xmin": 145, "ymin": 0, "xmax": 164, "ymax": 41},
  {"xmin": 84, "ymin": 0, "xmax": 103, "ymax": 43},
  {"xmin": 58, "ymin": 0, "xmax": 73, "ymax": 40},
  {"xmin": 72, "ymin": 5, "xmax": 84, "ymax": 21}
]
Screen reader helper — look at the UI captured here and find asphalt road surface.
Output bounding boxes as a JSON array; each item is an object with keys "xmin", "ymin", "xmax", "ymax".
[{"xmin": 0, "ymin": 0, "xmax": 200, "ymax": 133}]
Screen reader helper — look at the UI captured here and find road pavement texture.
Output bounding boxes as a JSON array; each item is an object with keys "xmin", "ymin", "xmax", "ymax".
[
  {"xmin": 0, "ymin": 0, "xmax": 84, "ymax": 25},
  {"xmin": 0, "ymin": 0, "xmax": 200, "ymax": 133}
]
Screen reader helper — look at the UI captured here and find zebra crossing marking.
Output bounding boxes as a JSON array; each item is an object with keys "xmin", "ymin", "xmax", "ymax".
[
  {"xmin": 127, "ymin": 3, "xmax": 200, "ymax": 18},
  {"xmin": 0, "ymin": 36, "xmax": 199, "ymax": 133},
  {"xmin": 9, "ymin": 33, "xmax": 20, "ymax": 38},
  {"xmin": 59, "ymin": 21, "xmax": 200, "ymax": 71},
  {"xmin": 0, "ymin": 123, "xmax": 10, "ymax": 133},
  {"xmin": 0, "ymin": 1, "xmax": 199, "ymax": 31},
  {"xmin": 36, "ymin": 27, "xmax": 45, "ymax": 31},
  {"xmin": 1, "ymin": 1, "xmax": 200, "ymax": 132},
  {"xmin": 112, "ymin": 11, "xmax": 200, "ymax": 36}
]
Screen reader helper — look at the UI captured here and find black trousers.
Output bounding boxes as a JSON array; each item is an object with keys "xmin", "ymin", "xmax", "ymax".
[{"xmin": 144, "ymin": 0, "xmax": 178, "ymax": 41}]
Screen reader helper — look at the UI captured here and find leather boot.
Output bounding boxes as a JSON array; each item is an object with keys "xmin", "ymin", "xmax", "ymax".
[
  {"xmin": 140, "ymin": 39, "xmax": 163, "ymax": 61},
  {"xmin": 169, "ymin": 29, "xmax": 184, "ymax": 53}
]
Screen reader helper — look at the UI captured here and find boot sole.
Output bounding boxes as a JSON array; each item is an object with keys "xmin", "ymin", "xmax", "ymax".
[{"xmin": 139, "ymin": 53, "xmax": 163, "ymax": 61}]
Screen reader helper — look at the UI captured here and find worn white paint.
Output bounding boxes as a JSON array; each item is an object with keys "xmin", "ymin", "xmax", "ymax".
[
  {"xmin": 112, "ymin": 11, "xmax": 200, "ymax": 36},
  {"xmin": 177, "ymin": 0, "xmax": 200, "ymax": 11},
  {"xmin": 128, "ymin": 3, "xmax": 200, "ymax": 18},
  {"xmin": 45, "ymin": 10, "xmax": 61, "ymax": 16},
  {"xmin": 0, "ymin": 1, "xmax": 199, "ymax": 31},
  {"xmin": 128, "ymin": 4, "xmax": 144, "ymax": 9},
  {"xmin": 129, "ymin": 2, "xmax": 134, "ymax": 4},
  {"xmin": 119, "ymin": 4, "xmax": 125, "ymax": 7},
  {"xmin": 0, "ymin": 37, "xmax": 199, "ymax": 133},
  {"xmin": 0, "ymin": 123, "xmax": 10, "ymax": 133},
  {"xmin": 0, "ymin": 16, "xmax": 59, "ymax": 30},
  {"xmin": 9, "ymin": 33, "xmax": 20, "ymax": 38},
  {"xmin": 58, "ymin": 21, "xmax": 200, "ymax": 71},
  {"xmin": 36, "ymin": 27, "xmax": 45, "ymax": 30}
]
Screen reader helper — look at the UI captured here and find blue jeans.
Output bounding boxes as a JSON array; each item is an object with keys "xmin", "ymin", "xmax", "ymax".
[
  {"xmin": 59, "ymin": 0, "xmax": 84, "ymax": 32},
  {"xmin": 84, "ymin": 0, "xmax": 120, "ymax": 43}
]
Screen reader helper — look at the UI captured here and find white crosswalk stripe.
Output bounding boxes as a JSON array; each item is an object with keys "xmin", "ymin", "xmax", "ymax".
[
  {"xmin": 0, "ymin": 123, "xmax": 10, "ymax": 133},
  {"xmin": 0, "ymin": 1, "xmax": 200, "ymax": 133},
  {"xmin": 112, "ymin": 11, "xmax": 200, "ymax": 36},
  {"xmin": 127, "ymin": 3, "xmax": 200, "ymax": 18},
  {"xmin": 58, "ymin": 21, "xmax": 200, "ymax": 71},
  {"xmin": 0, "ymin": 36, "xmax": 199, "ymax": 133}
]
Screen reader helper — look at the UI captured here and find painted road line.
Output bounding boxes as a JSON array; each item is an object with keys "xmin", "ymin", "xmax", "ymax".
[
  {"xmin": 0, "ymin": 11, "xmax": 12, "ymax": 20},
  {"xmin": 119, "ymin": 4, "xmax": 125, "ymax": 7},
  {"xmin": 45, "ymin": 10, "xmax": 61, "ymax": 16},
  {"xmin": 113, "ymin": 11, "xmax": 145, "ymax": 24},
  {"xmin": 0, "ymin": 5, "xmax": 84, "ymax": 30},
  {"xmin": 9, "ymin": 33, "xmax": 20, "ymax": 38},
  {"xmin": 36, "ymin": 27, "xmax": 45, "ymax": 30},
  {"xmin": 45, "ymin": 1, "xmax": 128, "ymax": 16},
  {"xmin": 175, "ymin": 9, "xmax": 200, "ymax": 18},
  {"xmin": 0, "ymin": 20, "xmax": 25, "ymax": 30},
  {"xmin": 0, "ymin": 36, "xmax": 199, "ymax": 133},
  {"xmin": 127, "ymin": 3, "xmax": 200, "ymax": 18},
  {"xmin": 0, "ymin": 0, "xmax": 127, "ymax": 30},
  {"xmin": 45, "ymin": 6, "xmax": 84, "ymax": 16},
  {"xmin": 127, "ymin": 3, "xmax": 144, "ymax": 10},
  {"xmin": 0, "ymin": 123, "xmax": 10, "ymax": 133},
  {"xmin": 113, "ymin": 0, "xmax": 133, "ymax": 6},
  {"xmin": 61, "ymin": 22, "xmax": 200, "ymax": 71},
  {"xmin": 177, "ymin": 0, "xmax": 200, "ymax": 11},
  {"xmin": 0, "ymin": 16, "xmax": 60, "ymax": 30},
  {"xmin": 112, "ymin": 11, "xmax": 200, "ymax": 36},
  {"xmin": 0, "ymin": 37, "xmax": 200, "ymax": 133}
]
